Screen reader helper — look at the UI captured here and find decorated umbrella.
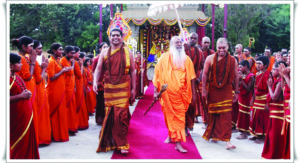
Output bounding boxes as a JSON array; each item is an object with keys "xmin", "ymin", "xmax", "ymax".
[
  {"xmin": 147, "ymin": 3, "xmax": 186, "ymax": 41},
  {"xmin": 179, "ymin": 27, "xmax": 190, "ymax": 43},
  {"xmin": 107, "ymin": 12, "xmax": 132, "ymax": 41}
]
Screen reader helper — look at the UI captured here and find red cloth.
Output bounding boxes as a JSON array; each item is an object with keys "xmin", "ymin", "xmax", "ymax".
[
  {"xmin": 236, "ymin": 73, "xmax": 255, "ymax": 132},
  {"xmin": 10, "ymin": 75, "xmax": 40, "ymax": 159},
  {"xmin": 135, "ymin": 58, "xmax": 147, "ymax": 98},
  {"xmin": 283, "ymin": 83, "xmax": 290, "ymax": 159},
  {"xmin": 262, "ymin": 78, "xmax": 285, "ymax": 159},
  {"xmin": 184, "ymin": 44, "xmax": 203, "ymax": 128},
  {"xmin": 250, "ymin": 71, "xmax": 270, "ymax": 137},
  {"xmin": 202, "ymin": 49, "xmax": 215, "ymax": 61}
]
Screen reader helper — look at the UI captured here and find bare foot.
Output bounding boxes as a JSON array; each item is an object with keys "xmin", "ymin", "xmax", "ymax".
[
  {"xmin": 164, "ymin": 137, "xmax": 171, "ymax": 143},
  {"xmin": 120, "ymin": 149, "xmax": 129, "ymax": 154},
  {"xmin": 236, "ymin": 133, "xmax": 248, "ymax": 139},
  {"xmin": 225, "ymin": 142, "xmax": 236, "ymax": 150},
  {"xmin": 175, "ymin": 142, "xmax": 187, "ymax": 153},
  {"xmin": 211, "ymin": 139, "xmax": 218, "ymax": 143},
  {"xmin": 232, "ymin": 128, "xmax": 239, "ymax": 133}
]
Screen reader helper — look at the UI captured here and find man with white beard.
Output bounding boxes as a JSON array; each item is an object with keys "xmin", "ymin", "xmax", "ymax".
[{"xmin": 153, "ymin": 36, "xmax": 197, "ymax": 153}]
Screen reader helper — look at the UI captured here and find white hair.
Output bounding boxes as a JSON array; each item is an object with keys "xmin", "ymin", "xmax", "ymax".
[{"xmin": 169, "ymin": 36, "xmax": 186, "ymax": 69}]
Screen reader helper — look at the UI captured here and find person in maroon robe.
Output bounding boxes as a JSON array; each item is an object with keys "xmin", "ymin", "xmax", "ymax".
[
  {"xmin": 261, "ymin": 61, "xmax": 286, "ymax": 159},
  {"xmin": 134, "ymin": 51, "xmax": 148, "ymax": 99},
  {"xmin": 93, "ymin": 28, "xmax": 136, "ymax": 154},
  {"xmin": 236, "ymin": 60, "xmax": 255, "ymax": 139},
  {"xmin": 92, "ymin": 42, "xmax": 108, "ymax": 125},
  {"xmin": 199, "ymin": 36, "xmax": 215, "ymax": 126},
  {"xmin": 10, "ymin": 52, "xmax": 40, "ymax": 159},
  {"xmin": 184, "ymin": 32, "xmax": 203, "ymax": 134}
]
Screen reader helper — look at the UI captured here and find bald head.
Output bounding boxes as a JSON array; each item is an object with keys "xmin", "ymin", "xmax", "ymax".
[
  {"xmin": 235, "ymin": 44, "xmax": 243, "ymax": 54},
  {"xmin": 202, "ymin": 36, "xmax": 211, "ymax": 50},
  {"xmin": 189, "ymin": 32, "xmax": 198, "ymax": 47},
  {"xmin": 216, "ymin": 37, "xmax": 229, "ymax": 56}
]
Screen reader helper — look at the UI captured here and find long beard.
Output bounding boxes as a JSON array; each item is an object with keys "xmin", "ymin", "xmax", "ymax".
[{"xmin": 170, "ymin": 46, "xmax": 186, "ymax": 69}]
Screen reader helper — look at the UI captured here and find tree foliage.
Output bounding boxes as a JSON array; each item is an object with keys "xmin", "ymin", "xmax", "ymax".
[{"xmin": 204, "ymin": 4, "xmax": 290, "ymax": 53}]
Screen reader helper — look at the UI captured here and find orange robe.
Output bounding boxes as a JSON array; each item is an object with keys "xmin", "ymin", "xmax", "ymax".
[
  {"xmin": 202, "ymin": 53, "xmax": 236, "ymax": 141},
  {"xmin": 74, "ymin": 61, "xmax": 89, "ymax": 130},
  {"xmin": 267, "ymin": 56, "xmax": 276, "ymax": 72},
  {"xmin": 10, "ymin": 74, "xmax": 40, "ymax": 159},
  {"xmin": 60, "ymin": 57, "xmax": 78, "ymax": 132},
  {"xmin": 46, "ymin": 56, "xmax": 69, "ymax": 142},
  {"xmin": 17, "ymin": 54, "xmax": 39, "ymax": 144},
  {"xmin": 96, "ymin": 46, "xmax": 132, "ymax": 152},
  {"xmin": 184, "ymin": 44, "xmax": 203, "ymax": 129},
  {"xmin": 84, "ymin": 66, "xmax": 96, "ymax": 114},
  {"xmin": 153, "ymin": 52, "xmax": 196, "ymax": 142},
  {"xmin": 245, "ymin": 56, "xmax": 257, "ymax": 74},
  {"xmin": 33, "ymin": 60, "xmax": 51, "ymax": 145}
]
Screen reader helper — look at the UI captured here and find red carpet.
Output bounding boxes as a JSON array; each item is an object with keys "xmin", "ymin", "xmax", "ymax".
[{"xmin": 111, "ymin": 82, "xmax": 202, "ymax": 159}]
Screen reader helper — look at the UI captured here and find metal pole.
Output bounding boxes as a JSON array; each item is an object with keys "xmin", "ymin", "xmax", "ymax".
[
  {"xmin": 99, "ymin": 4, "xmax": 103, "ymax": 44},
  {"xmin": 224, "ymin": 4, "xmax": 227, "ymax": 38},
  {"xmin": 212, "ymin": 4, "xmax": 215, "ymax": 50},
  {"xmin": 110, "ymin": 4, "xmax": 113, "ymax": 20}
]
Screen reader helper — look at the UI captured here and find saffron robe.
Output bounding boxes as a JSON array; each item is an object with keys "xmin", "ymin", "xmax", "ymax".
[
  {"xmin": 10, "ymin": 75, "xmax": 40, "ymax": 159},
  {"xmin": 184, "ymin": 44, "xmax": 203, "ymax": 129},
  {"xmin": 266, "ymin": 56, "xmax": 276, "ymax": 72},
  {"xmin": 245, "ymin": 56, "xmax": 256, "ymax": 74},
  {"xmin": 74, "ymin": 61, "xmax": 89, "ymax": 130},
  {"xmin": 33, "ymin": 60, "xmax": 51, "ymax": 145},
  {"xmin": 46, "ymin": 56, "xmax": 69, "ymax": 142},
  {"xmin": 261, "ymin": 79, "xmax": 285, "ymax": 159},
  {"xmin": 96, "ymin": 46, "xmax": 132, "ymax": 152},
  {"xmin": 17, "ymin": 54, "xmax": 39, "ymax": 144},
  {"xmin": 236, "ymin": 73, "xmax": 255, "ymax": 132},
  {"xmin": 60, "ymin": 57, "xmax": 78, "ymax": 132},
  {"xmin": 249, "ymin": 71, "xmax": 270, "ymax": 137},
  {"xmin": 202, "ymin": 54, "xmax": 236, "ymax": 141},
  {"xmin": 153, "ymin": 51, "xmax": 196, "ymax": 142}
]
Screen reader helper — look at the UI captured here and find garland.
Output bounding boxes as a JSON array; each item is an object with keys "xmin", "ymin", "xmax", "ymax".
[{"xmin": 212, "ymin": 52, "xmax": 231, "ymax": 88}]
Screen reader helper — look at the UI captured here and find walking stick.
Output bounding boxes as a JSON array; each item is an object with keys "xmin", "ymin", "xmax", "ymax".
[{"xmin": 144, "ymin": 84, "xmax": 168, "ymax": 116}]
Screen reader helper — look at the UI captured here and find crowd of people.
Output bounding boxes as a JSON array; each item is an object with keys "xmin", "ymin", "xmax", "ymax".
[
  {"xmin": 10, "ymin": 28, "xmax": 290, "ymax": 159},
  {"xmin": 153, "ymin": 32, "xmax": 290, "ymax": 159}
]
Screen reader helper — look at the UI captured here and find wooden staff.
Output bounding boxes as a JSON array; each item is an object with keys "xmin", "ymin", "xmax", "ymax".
[{"xmin": 144, "ymin": 84, "xmax": 168, "ymax": 116}]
